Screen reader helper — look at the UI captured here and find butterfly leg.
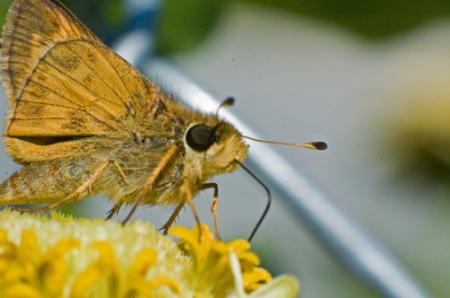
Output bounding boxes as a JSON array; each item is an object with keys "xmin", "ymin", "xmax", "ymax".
[
  {"xmin": 13, "ymin": 160, "xmax": 126, "ymax": 213},
  {"xmin": 200, "ymin": 183, "xmax": 221, "ymax": 240},
  {"xmin": 122, "ymin": 144, "xmax": 179, "ymax": 225},
  {"xmin": 161, "ymin": 180, "xmax": 209, "ymax": 239},
  {"xmin": 112, "ymin": 160, "xmax": 129, "ymax": 184},
  {"xmin": 106, "ymin": 202, "xmax": 124, "ymax": 220},
  {"xmin": 160, "ymin": 200, "xmax": 186, "ymax": 235},
  {"xmin": 184, "ymin": 177, "xmax": 202, "ymax": 241},
  {"xmin": 88, "ymin": 160, "xmax": 127, "ymax": 195},
  {"xmin": 104, "ymin": 160, "xmax": 130, "ymax": 219}
]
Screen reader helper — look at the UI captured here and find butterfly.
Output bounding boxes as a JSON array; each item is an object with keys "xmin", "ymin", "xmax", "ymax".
[{"xmin": 0, "ymin": 0, "xmax": 326, "ymax": 240}]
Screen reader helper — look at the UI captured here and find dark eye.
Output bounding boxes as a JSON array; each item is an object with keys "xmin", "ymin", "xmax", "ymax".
[{"xmin": 185, "ymin": 124, "xmax": 216, "ymax": 151}]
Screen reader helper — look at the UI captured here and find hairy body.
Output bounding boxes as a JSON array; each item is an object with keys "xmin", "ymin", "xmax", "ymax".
[{"xmin": 0, "ymin": 0, "xmax": 248, "ymax": 224}]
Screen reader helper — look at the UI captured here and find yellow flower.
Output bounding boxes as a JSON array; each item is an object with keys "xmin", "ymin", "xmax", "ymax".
[
  {"xmin": 169, "ymin": 224, "xmax": 299, "ymax": 297},
  {"xmin": 0, "ymin": 210, "xmax": 299, "ymax": 298},
  {"xmin": 228, "ymin": 252, "xmax": 300, "ymax": 298}
]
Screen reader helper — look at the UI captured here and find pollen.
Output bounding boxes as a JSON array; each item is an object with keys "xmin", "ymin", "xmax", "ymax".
[
  {"xmin": 0, "ymin": 210, "xmax": 186, "ymax": 298},
  {"xmin": 0, "ymin": 210, "xmax": 299, "ymax": 297}
]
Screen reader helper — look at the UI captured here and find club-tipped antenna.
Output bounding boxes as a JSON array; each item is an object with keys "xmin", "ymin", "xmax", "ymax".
[
  {"xmin": 216, "ymin": 97, "xmax": 327, "ymax": 151},
  {"xmin": 216, "ymin": 97, "xmax": 235, "ymax": 118},
  {"xmin": 234, "ymin": 159, "xmax": 271, "ymax": 242},
  {"xmin": 243, "ymin": 136, "xmax": 327, "ymax": 151}
]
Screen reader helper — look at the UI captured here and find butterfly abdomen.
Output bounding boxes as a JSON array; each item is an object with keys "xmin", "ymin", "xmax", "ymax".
[{"xmin": 0, "ymin": 158, "xmax": 95, "ymax": 205}]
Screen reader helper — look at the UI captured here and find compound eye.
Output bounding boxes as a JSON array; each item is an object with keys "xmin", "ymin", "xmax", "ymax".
[{"xmin": 186, "ymin": 124, "xmax": 216, "ymax": 152}]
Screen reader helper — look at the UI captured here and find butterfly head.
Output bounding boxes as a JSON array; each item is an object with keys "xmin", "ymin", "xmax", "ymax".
[{"xmin": 184, "ymin": 121, "xmax": 248, "ymax": 178}]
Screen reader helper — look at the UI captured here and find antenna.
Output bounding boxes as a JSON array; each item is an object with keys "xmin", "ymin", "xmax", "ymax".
[
  {"xmin": 216, "ymin": 97, "xmax": 235, "ymax": 118},
  {"xmin": 226, "ymin": 98, "xmax": 326, "ymax": 240},
  {"xmin": 243, "ymin": 136, "xmax": 327, "ymax": 150}
]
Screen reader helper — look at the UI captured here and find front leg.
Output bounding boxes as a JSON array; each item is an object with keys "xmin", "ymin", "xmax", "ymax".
[
  {"xmin": 160, "ymin": 178, "xmax": 203, "ymax": 240},
  {"xmin": 122, "ymin": 144, "xmax": 179, "ymax": 225},
  {"xmin": 200, "ymin": 183, "xmax": 221, "ymax": 240}
]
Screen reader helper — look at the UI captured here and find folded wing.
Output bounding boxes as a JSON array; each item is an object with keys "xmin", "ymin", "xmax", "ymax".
[{"xmin": 1, "ymin": 0, "xmax": 157, "ymax": 162}]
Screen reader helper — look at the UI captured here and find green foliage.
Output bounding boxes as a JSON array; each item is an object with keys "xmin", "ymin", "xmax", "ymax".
[
  {"xmin": 156, "ymin": 0, "xmax": 226, "ymax": 55},
  {"xmin": 1, "ymin": 0, "xmax": 450, "ymax": 57},
  {"xmin": 155, "ymin": 0, "xmax": 450, "ymax": 54},
  {"xmin": 0, "ymin": 0, "xmax": 13, "ymax": 30},
  {"xmin": 239, "ymin": 0, "xmax": 450, "ymax": 38}
]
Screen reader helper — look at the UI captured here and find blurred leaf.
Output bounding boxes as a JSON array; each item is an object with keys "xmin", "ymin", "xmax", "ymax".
[
  {"xmin": 0, "ymin": 0, "xmax": 13, "ymax": 30},
  {"xmin": 56, "ymin": 198, "xmax": 91, "ymax": 218},
  {"xmin": 157, "ymin": 0, "xmax": 450, "ymax": 54},
  {"xmin": 156, "ymin": 0, "xmax": 226, "ymax": 54},
  {"xmin": 104, "ymin": 0, "xmax": 126, "ymax": 27},
  {"xmin": 239, "ymin": 0, "xmax": 450, "ymax": 38},
  {"xmin": 3, "ymin": 0, "xmax": 450, "ymax": 54}
]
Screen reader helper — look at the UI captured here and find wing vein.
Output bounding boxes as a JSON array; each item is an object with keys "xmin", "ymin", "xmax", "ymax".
[
  {"xmin": 47, "ymin": 2, "xmax": 73, "ymax": 41},
  {"xmin": 27, "ymin": 79, "xmax": 83, "ymax": 108},
  {"xmin": 93, "ymin": 43, "xmax": 134, "ymax": 103},
  {"xmin": 39, "ymin": 58, "xmax": 122, "ymax": 118},
  {"xmin": 2, "ymin": 34, "xmax": 41, "ymax": 48},
  {"xmin": 13, "ymin": 117, "xmax": 78, "ymax": 120},
  {"xmin": 18, "ymin": 97, "xmax": 85, "ymax": 111},
  {"xmin": 17, "ymin": 60, "xmax": 122, "ymax": 132},
  {"xmin": 64, "ymin": 43, "xmax": 124, "ymax": 108}
]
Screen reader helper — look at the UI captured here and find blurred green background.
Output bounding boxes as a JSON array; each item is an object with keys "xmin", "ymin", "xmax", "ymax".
[{"xmin": 2, "ymin": 0, "xmax": 450, "ymax": 53}]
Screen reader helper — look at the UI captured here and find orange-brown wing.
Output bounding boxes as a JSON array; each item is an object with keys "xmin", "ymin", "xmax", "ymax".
[{"xmin": 1, "ymin": 0, "xmax": 156, "ymax": 141}]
